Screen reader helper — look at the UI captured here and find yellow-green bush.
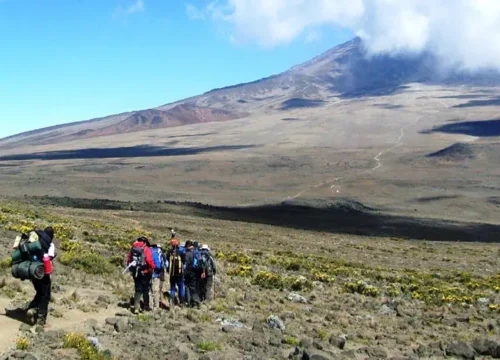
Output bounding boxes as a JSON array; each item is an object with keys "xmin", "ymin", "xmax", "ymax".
[
  {"xmin": 225, "ymin": 251, "xmax": 253, "ymax": 265},
  {"xmin": 60, "ymin": 251, "xmax": 115, "ymax": 275},
  {"xmin": 312, "ymin": 269, "xmax": 335, "ymax": 283},
  {"xmin": 227, "ymin": 265, "xmax": 253, "ymax": 277},
  {"xmin": 252, "ymin": 271, "xmax": 285, "ymax": 289},
  {"xmin": 16, "ymin": 337, "xmax": 30, "ymax": 350},
  {"xmin": 283, "ymin": 336, "xmax": 300, "ymax": 346},
  {"xmin": 344, "ymin": 280, "xmax": 380, "ymax": 297},
  {"xmin": 198, "ymin": 341, "xmax": 222, "ymax": 352},
  {"xmin": 5, "ymin": 220, "xmax": 37, "ymax": 234},
  {"xmin": 63, "ymin": 332, "xmax": 113, "ymax": 360},
  {"xmin": 0, "ymin": 257, "xmax": 12, "ymax": 270}
]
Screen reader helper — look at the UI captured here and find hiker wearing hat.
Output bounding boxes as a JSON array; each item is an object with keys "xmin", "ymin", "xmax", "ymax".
[
  {"xmin": 127, "ymin": 236, "xmax": 155, "ymax": 314},
  {"xmin": 183, "ymin": 240, "xmax": 201, "ymax": 307},
  {"xmin": 166, "ymin": 238, "xmax": 185, "ymax": 306},
  {"xmin": 199, "ymin": 244, "xmax": 217, "ymax": 302}
]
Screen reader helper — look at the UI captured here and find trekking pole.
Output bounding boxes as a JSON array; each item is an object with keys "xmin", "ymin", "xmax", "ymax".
[{"xmin": 122, "ymin": 261, "xmax": 136, "ymax": 275}]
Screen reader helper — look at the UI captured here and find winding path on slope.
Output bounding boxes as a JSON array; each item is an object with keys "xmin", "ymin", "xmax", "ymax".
[
  {"xmin": 285, "ymin": 114, "xmax": 422, "ymax": 202},
  {"xmin": 285, "ymin": 89, "xmax": 453, "ymax": 202}
]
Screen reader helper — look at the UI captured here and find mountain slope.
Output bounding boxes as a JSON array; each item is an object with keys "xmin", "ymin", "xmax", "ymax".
[{"xmin": 2, "ymin": 37, "xmax": 500, "ymax": 148}]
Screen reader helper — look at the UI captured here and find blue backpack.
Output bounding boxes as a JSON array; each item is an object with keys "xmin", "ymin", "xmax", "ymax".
[
  {"xmin": 193, "ymin": 248, "xmax": 204, "ymax": 270},
  {"xmin": 150, "ymin": 246, "xmax": 164, "ymax": 274}
]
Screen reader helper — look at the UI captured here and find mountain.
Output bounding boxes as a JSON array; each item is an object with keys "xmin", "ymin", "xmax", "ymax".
[{"xmin": 2, "ymin": 37, "xmax": 499, "ymax": 148}]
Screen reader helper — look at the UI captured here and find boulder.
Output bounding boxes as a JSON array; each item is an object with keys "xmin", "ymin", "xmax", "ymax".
[
  {"xmin": 471, "ymin": 337, "xmax": 500, "ymax": 358},
  {"xmin": 288, "ymin": 293, "xmax": 308, "ymax": 304},
  {"xmin": 446, "ymin": 341, "xmax": 476, "ymax": 359},
  {"xmin": 267, "ymin": 315, "xmax": 286, "ymax": 331}
]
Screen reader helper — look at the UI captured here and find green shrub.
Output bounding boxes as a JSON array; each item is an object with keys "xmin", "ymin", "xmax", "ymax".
[
  {"xmin": 60, "ymin": 251, "xmax": 115, "ymax": 275},
  {"xmin": 198, "ymin": 341, "xmax": 222, "ymax": 352},
  {"xmin": 109, "ymin": 255, "xmax": 124, "ymax": 267},
  {"xmin": 63, "ymin": 332, "xmax": 114, "ymax": 360},
  {"xmin": 0, "ymin": 257, "xmax": 12, "ymax": 270},
  {"xmin": 283, "ymin": 336, "xmax": 300, "ymax": 346}
]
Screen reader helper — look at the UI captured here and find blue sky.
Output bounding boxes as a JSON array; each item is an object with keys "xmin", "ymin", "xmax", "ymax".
[{"xmin": 0, "ymin": 0, "xmax": 353, "ymax": 138}]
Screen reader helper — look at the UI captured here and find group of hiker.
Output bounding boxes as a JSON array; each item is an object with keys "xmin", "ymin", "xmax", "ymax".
[
  {"xmin": 7, "ymin": 226, "xmax": 216, "ymax": 328},
  {"xmin": 126, "ymin": 230, "xmax": 217, "ymax": 313}
]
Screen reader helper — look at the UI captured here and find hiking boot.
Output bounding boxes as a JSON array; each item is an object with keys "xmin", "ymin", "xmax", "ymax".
[
  {"xmin": 36, "ymin": 316, "xmax": 46, "ymax": 327},
  {"xmin": 26, "ymin": 308, "xmax": 38, "ymax": 325},
  {"xmin": 132, "ymin": 308, "xmax": 139, "ymax": 315},
  {"xmin": 143, "ymin": 306, "xmax": 152, "ymax": 312}
]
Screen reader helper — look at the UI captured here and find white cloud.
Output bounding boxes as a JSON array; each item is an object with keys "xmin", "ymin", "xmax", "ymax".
[
  {"xmin": 114, "ymin": 0, "xmax": 145, "ymax": 18},
  {"xmin": 200, "ymin": 0, "xmax": 500, "ymax": 71}
]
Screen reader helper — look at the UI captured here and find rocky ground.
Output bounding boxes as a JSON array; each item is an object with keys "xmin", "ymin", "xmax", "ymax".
[{"xmin": 0, "ymin": 199, "xmax": 498, "ymax": 359}]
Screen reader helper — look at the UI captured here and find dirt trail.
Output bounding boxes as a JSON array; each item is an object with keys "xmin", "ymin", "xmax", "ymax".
[
  {"xmin": 0, "ymin": 297, "xmax": 119, "ymax": 354},
  {"xmin": 285, "ymin": 87, "xmax": 458, "ymax": 202},
  {"xmin": 286, "ymin": 118, "xmax": 416, "ymax": 201}
]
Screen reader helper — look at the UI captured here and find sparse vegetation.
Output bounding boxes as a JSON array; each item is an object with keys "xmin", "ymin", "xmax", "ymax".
[
  {"xmin": 198, "ymin": 341, "xmax": 222, "ymax": 352},
  {"xmin": 63, "ymin": 333, "xmax": 113, "ymax": 360},
  {"xmin": 15, "ymin": 337, "xmax": 30, "ymax": 351}
]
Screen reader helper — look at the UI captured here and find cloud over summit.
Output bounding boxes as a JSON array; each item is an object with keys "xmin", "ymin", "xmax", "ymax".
[{"xmin": 197, "ymin": 0, "xmax": 500, "ymax": 71}]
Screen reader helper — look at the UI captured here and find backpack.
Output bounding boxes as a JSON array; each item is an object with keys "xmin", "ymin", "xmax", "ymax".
[
  {"xmin": 11, "ymin": 232, "xmax": 44, "ymax": 264},
  {"xmin": 169, "ymin": 248, "xmax": 183, "ymax": 278},
  {"xmin": 130, "ymin": 245, "xmax": 147, "ymax": 275},
  {"xmin": 193, "ymin": 249, "xmax": 204, "ymax": 270},
  {"xmin": 150, "ymin": 247, "xmax": 164, "ymax": 272},
  {"xmin": 200, "ymin": 251, "xmax": 213, "ymax": 274}
]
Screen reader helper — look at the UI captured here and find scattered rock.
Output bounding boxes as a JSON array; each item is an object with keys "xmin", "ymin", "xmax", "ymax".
[
  {"xmin": 114, "ymin": 318, "xmax": 129, "ymax": 333},
  {"xmin": 300, "ymin": 338, "xmax": 313, "ymax": 348},
  {"xmin": 267, "ymin": 315, "xmax": 285, "ymax": 331},
  {"xmin": 446, "ymin": 341, "xmax": 476, "ymax": 359},
  {"xmin": 222, "ymin": 325, "xmax": 235, "ymax": 333},
  {"xmin": 105, "ymin": 317, "xmax": 119, "ymax": 326},
  {"xmin": 477, "ymin": 298, "xmax": 490, "ymax": 306},
  {"xmin": 471, "ymin": 337, "xmax": 500, "ymax": 357},
  {"xmin": 97, "ymin": 295, "xmax": 111, "ymax": 304},
  {"xmin": 218, "ymin": 318, "xmax": 246, "ymax": 329},
  {"xmin": 364, "ymin": 346, "xmax": 388, "ymax": 358},
  {"xmin": 115, "ymin": 311, "xmax": 130, "ymax": 317},
  {"xmin": 288, "ymin": 293, "xmax": 308, "ymax": 304},
  {"xmin": 19, "ymin": 324, "xmax": 32, "ymax": 332},
  {"xmin": 53, "ymin": 349, "xmax": 79, "ymax": 360},
  {"xmin": 329, "ymin": 335, "xmax": 346, "ymax": 350},
  {"xmin": 380, "ymin": 304, "xmax": 397, "ymax": 317}
]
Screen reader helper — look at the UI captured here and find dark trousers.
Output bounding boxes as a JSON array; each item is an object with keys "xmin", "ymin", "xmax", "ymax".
[
  {"xmin": 28, "ymin": 274, "xmax": 51, "ymax": 320},
  {"xmin": 196, "ymin": 270, "xmax": 204, "ymax": 301},
  {"xmin": 201, "ymin": 275, "xmax": 214, "ymax": 301},
  {"xmin": 134, "ymin": 272, "xmax": 152, "ymax": 309},
  {"xmin": 184, "ymin": 272, "xmax": 200, "ymax": 306}
]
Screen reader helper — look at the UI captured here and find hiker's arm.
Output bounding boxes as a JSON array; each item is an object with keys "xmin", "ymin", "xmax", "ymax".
[
  {"xmin": 211, "ymin": 257, "xmax": 217, "ymax": 275},
  {"xmin": 47, "ymin": 243, "xmax": 56, "ymax": 260},
  {"xmin": 126, "ymin": 251, "xmax": 132, "ymax": 265}
]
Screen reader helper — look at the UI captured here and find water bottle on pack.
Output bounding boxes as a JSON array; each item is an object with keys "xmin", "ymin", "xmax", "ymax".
[{"xmin": 43, "ymin": 254, "xmax": 52, "ymax": 275}]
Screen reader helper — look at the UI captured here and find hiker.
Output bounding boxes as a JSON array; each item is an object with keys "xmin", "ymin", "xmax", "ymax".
[
  {"xmin": 192, "ymin": 241, "xmax": 204, "ymax": 300},
  {"xmin": 184, "ymin": 240, "xmax": 201, "ymax": 308},
  {"xmin": 199, "ymin": 244, "xmax": 216, "ymax": 302},
  {"xmin": 150, "ymin": 244, "xmax": 165, "ymax": 309},
  {"xmin": 127, "ymin": 236, "xmax": 155, "ymax": 314},
  {"xmin": 166, "ymin": 238, "xmax": 185, "ymax": 306},
  {"xmin": 26, "ymin": 227, "xmax": 57, "ymax": 327}
]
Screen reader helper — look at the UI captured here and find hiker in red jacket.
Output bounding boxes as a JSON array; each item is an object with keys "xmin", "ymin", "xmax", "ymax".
[{"xmin": 127, "ymin": 236, "xmax": 155, "ymax": 314}]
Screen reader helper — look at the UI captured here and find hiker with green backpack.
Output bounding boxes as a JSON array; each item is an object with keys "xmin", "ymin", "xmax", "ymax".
[
  {"xmin": 9, "ymin": 227, "xmax": 57, "ymax": 327},
  {"xmin": 126, "ymin": 236, "xmax": 155, "ymax": 314}
]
